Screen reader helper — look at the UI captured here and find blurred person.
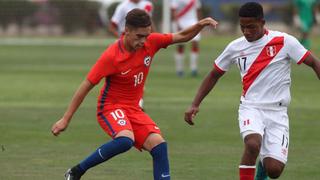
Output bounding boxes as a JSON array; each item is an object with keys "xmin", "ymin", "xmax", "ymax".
[
  {"xmin": 171, "ymin": 0, "xmax": 202, "ymax": 77},
  {"xmin": 293, "ymin": 0, "xmax": 318, "ymax": 50},
  {"xmin": 184, "ymin": 2, "xmax": 320, "ymax": 180},
  {"xmin": 108, "ymin": 0, "xmax": 154, "ymax": 37},
  {"xmin": 51, "ymin": 8, "xmax": 218, "ymax": 180}
]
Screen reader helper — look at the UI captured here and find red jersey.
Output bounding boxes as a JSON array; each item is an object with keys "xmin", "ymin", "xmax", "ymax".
[{"xmin": 87, "ymin": 33, "xmax": 173, "ymax": 110}]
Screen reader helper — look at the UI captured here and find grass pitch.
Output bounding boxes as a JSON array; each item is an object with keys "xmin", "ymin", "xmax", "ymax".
[{"xmin": 0, "ymin": 35, "xmax": 319, "ymax": 179}]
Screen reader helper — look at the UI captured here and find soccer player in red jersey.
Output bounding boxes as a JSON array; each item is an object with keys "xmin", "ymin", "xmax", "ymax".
[
  {"xmin": 51, "ymin": 9, "xmax": 218, "ymax": 180},
  {"xmin": 184, "ymin": 2, "xmax": 320, "ymax": 180}
]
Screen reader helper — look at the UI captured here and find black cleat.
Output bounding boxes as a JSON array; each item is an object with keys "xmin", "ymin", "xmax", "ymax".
[{"xmin": 64, "ymin": 165, "xmax": 83, "ymax": 180}]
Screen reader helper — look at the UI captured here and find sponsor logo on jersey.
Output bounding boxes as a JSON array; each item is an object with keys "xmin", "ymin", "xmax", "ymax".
[
  {"xmin": 266, "ymin": 46, "xmax": 276, "ymax": 57},
  {"xmin": 121, "ymin": 69, "xmax": 131, "ymax": 75},
  {"xmin": 144, "ymin": 56, "xmax": 151, "ymax": 67}
]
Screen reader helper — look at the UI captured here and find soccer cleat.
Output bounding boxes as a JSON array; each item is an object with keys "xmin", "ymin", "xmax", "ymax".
[
  {"xmin": 191, "ymin": 70, "xmax": 198, "ymax": 77},
  {"xmin": 64, "ymin": 165, "xmax": 83, "ymax": 180},
  {"xmin": 255, "ymin": 161, "xmax": 268, "ymax": 180},
  {"xmin": 177, "ymin": 71, "xmax": 184, "ymax": 77}
]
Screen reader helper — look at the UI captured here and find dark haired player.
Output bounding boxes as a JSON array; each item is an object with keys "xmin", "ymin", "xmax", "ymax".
[
  {"xmin": 184, "ymin": 2, "xmax": 320, "ymax": 180},
  {"xmin": 51, "ymin": 8, "xmax": 218, "ymax": 180}
]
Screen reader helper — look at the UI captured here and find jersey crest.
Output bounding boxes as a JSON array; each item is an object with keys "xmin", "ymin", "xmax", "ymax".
[
  {"xmin": 242, "ymin": 36, "xmax": 284, "ymax": 96},
  {"xmin": 266, "ymin": 45, "xmax": 277, "ymax": 57},
  {"xmin": 144, "ymin": 56, "xmax": 151, "ymax": 66}
]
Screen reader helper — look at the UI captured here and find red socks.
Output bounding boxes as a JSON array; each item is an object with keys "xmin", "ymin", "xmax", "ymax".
[{"xmin": 239, "ymin": 165, "xmax": 255, "ymax": 180}]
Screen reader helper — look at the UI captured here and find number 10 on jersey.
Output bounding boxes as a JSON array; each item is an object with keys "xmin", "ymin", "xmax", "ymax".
[{"xmin": 134, "ymin": 72, "xmax": 144, "ymax": 86}]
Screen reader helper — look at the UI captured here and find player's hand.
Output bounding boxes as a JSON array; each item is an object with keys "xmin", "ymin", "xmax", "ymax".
[
  {"xmin": 51, "ymin": 118, "xmax": 69, "ymax": 136},
  {"xmin": 198, "ymin": 17, "xmax": 218, "ymax": 29},
  {"xmin": 184, "ymin": 105, "xmax": 199, "ymax": 125}
]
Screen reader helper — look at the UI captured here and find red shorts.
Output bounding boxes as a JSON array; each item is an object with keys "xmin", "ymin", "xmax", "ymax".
[{"xmin": 97, "ymin": 105, "xmax": 161, "ymax": 150}]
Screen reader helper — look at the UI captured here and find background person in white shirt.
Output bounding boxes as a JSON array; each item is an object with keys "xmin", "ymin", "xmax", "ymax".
[
  {"xmin": 171, "ymin": 0, "xmax": 202, "ymax": 77},
  {"xmin": 184, "ymin": 2, "xmax": 320, "ymax": 180},
  {"xmin": 109, "ymin": 0, "xmax": 154, "ymax": 37}
]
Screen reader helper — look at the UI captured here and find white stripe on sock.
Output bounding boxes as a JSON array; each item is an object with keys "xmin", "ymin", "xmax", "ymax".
[{"xmin": 239, "ymin": 165, "xmax": 256, "ymax": 169}]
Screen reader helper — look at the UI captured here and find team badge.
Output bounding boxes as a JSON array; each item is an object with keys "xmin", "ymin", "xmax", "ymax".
[
  {"xmin": 144, "ymin": 56, "xmax": 151, "ymax": 67},
  {"xmin": 266, "ymin": 46, "xmax": 277, "ymax": 57},
  {"xmin": 117, "ymin": 119, "xmax": 126, "ymax": 126}
]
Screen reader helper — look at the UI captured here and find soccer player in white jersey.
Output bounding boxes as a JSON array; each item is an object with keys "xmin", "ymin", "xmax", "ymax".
[
  {"xmin": 171, "ymin": 0, "xmax": 202, "ymax": 77},
  {"xmin": 184, "ymin": 2, "xmax": 320, "ymax": 180},
  {"xmin": 109, "ymin": 0, "xmax": 153, "ymax": 38}
]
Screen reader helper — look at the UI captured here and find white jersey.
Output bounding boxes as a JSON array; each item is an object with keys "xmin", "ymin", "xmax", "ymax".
[
  {"xmin": 214, "ymin": 30, "xmax": 310, "ymax": 106},
  {"xmin": 171, "ymin": 0, "xmax": 201, "ymax": 28},
  {"xmin": 111, "ymin": 0, "xmax": 153, "ymax": 34}
]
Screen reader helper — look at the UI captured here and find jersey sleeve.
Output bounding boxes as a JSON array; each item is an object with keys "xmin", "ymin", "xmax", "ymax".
[
  {"xmin": 285, "ymin": 34, "xmax": 309, "ymax": 64},
  {"xmin": 87, "ymin": 51, "xmax": 117, "ymax": 85},
  {"xmin": 148, "ymin": 33, "xmax": 173, "ymax": 52},
  {"xmin": 214, "ymin": 43, "xmax": 234, "ymax": 73}
]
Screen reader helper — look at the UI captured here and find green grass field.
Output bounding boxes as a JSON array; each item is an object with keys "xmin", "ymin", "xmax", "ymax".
[{"xmin": 0, "ymin": 35, "xmax": 320, "ymax": 180}]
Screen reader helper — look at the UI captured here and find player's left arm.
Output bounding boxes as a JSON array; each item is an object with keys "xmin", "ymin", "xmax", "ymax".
[
  {"xmin": 172, "ymin": 17, "xmax": 218, "ymax": 44},
  {"xmin": 303, "ymin": 53, "xmax": 320, "ymax": 79}
]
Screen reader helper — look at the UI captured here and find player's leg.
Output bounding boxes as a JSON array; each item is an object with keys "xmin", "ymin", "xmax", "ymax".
[
  {"xmin": 130, "ymin": 111, "xmax": 170, "ymax": 180},
  {"xmin": 239, "ymin": 133, "xmax": 262, "ymax": 180},
  {"xmin": 174, "ymin": 44, "xmax": 185, "ymax": 77},
  {"xmin": 65, "ymin": 130, "xmax": 134, "ymax": 180},
  {"xmin": 238, "ymin": 105, "xmax": 265, "ymax": 180},
  {"xmin": 190, "ymin": 36, "xmax": 200, "ymax": 77},
  {"xmin": 255, "ymin": 159, "xmax": 268, "ymax": 180},
  {"xmin": 144, "ymin": 133, "xmax": 170, "ymax": 180},
  {"xmin": 259, "ymin": 108, "xmax": 289, "ymax": 179},
  {"xmin": 301, "ymin": 31, "xmax": 311, "ymax": 50},
  {"xmin": 261, "ymin": 158, "xmax": 285, "ymax": 179},
  {"xmin": 65, "ymin": 108, "xmax": 135, "ymax": 180},
  {"xmin": 298, "ymin": 12, "xmax": 313, "ymax": 50}
]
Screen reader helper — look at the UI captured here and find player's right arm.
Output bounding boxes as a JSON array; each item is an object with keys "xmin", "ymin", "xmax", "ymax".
[
  {"xmin": 184, "ymin": 68, "xmax": 224, "ymax": 125},
  {"xmin": 51, "ymin": 79, "xmax": 95, "ymax": 136},
  {"xmin": 51, "ymin": 48, "xmax": 116, "ymax": 136}
]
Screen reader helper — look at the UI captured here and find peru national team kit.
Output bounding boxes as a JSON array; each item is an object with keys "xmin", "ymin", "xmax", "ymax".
[
  {"xmin": 214, "ymin": 30, "xmax": 310, "ymax": 163},
  {"xmin": 87, "ymin": 33, "xmax": 173, "ymax": 150},
  {"xmin": 111, "ymin": 0, "xmax": 153, "ymax": 34},
  {"xmin": 171, "ymin": 0, "xmax": 201, "ymax": 41}
]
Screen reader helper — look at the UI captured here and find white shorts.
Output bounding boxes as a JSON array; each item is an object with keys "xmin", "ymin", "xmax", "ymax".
[
  {"xmin": 172, "ymin": 21, "xmax": 201, "ymax": 41},
  {"xmin": 238, "ymin": 104, "xmax": 289, "ymax": 164}
]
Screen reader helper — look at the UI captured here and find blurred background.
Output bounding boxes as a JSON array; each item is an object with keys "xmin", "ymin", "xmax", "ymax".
[
  {"xmin": 1, "ymin": 0, "xmax": 320, "ymax": 180},
  {"xmin": 0, "ymin": 0, "xmax": 319, "ymax": 37}
]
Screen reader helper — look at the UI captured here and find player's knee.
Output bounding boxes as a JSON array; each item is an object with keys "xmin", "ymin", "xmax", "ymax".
[
  {"xmin": 114, "ymin": 136, "xmax": 134, "ymax": 152},
  {"xmin": 150, "ymin": 142, "xmax": 168, "ymax": 159},
  {"xmin": 244, "ymin": 139, "xmax": 261, "ymax": 155},
  {"xmin": 266, "ymin": 167, "xmax": 282, "ymax": 179},
  {"xmin": 264, "ymin": 158, "xmax": 285, "ymax": 179}
]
